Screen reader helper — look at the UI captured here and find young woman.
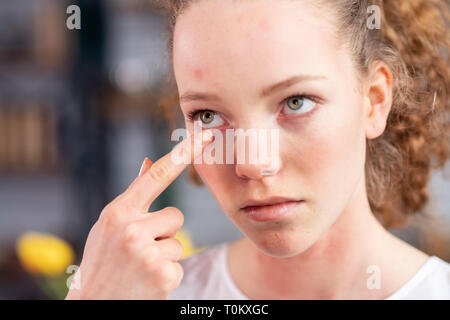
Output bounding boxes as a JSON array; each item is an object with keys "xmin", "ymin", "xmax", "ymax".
[{"xmin": 66, "ymin": 0, "xmax": 450, "ymax": 299}]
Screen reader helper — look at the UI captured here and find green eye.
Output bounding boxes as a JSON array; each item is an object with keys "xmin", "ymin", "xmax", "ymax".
[
  {"xmin": 282, "ymin": 95, "xmax": 317, "ymax": 116},
  {"xmin": 188, "ymin": 109, "xmax": 225, "ymax": 128},
  {"xmin": 199, "ymin": 110, "xmax": 215, "ymax": 124},
  {"xmin": 287, "ymin": 97, "xmax": 304, "ymax": 110}
]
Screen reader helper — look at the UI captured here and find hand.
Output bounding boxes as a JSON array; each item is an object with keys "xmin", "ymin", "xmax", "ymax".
[{"xmin": 65, "ymin": 130, "xmax": 213, "ymax": 299}]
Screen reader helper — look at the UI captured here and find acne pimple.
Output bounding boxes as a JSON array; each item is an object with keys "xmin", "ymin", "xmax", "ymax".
[{"xmin": 194, "ymin": 68, "xmax": 203, "ymax": 81}]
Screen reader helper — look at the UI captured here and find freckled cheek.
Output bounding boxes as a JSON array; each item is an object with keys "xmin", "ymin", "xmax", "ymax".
[{"xmin": 285, "ymin": 119, "xmax": 365, "ymax": 198}]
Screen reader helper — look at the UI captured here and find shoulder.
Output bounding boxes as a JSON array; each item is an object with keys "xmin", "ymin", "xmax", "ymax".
[
  {"xmin": 168, "ymin": 242, "xmax": 233, "ymax": 300},
  {"xmin": 387, "ymin": 256, "xmax": 450, "ymax": 300}
]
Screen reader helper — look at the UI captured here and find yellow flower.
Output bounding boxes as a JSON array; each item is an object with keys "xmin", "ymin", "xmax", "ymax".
[
  {"xmin": 16, "ymin": 231, "xmax": 75, "ymax": 277},
  {"xmin": 174, "ymin": 228, "xmax": 207, "ymax": 258}
]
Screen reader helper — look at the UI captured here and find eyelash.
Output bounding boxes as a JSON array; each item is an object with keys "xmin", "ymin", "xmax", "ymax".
[
  {"xmin": 185, "ymin": 93, "xmax": 321, "ymax": 122},
  {"xmin": 282, "ymin": 92, "xmax": 321, "ymax": 111},
  {"xmin": 186, "ymin": 109, "xmax": 207, "ymax": 122}
]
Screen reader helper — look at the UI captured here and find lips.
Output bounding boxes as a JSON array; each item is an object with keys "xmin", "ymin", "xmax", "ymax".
[
  {"xmin": 239, "ymin": 197, "xmax": 303, "ymax": 222},
  {"xmin": 239, "ymin": 196, "xmax": 301, "ymax": 209}
]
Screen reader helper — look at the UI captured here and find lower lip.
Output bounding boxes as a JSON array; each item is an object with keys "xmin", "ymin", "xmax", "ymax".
[{"xmin": 241, "ymin": 200, "xmax": 303, "ymax": 222}]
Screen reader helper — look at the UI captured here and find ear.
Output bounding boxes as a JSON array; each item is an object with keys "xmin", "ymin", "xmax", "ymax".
[{"xmin": 364, "ymin": 61, "xmax": 393, "ymax": 139}]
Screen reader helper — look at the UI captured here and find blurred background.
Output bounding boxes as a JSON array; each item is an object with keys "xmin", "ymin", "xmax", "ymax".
[{"xmin": 0, "ymin": 0, "xmax": 448, "ymax": 299}]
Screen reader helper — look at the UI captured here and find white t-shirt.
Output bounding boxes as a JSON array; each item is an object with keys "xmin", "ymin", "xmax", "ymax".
[{"xmin": 169, "ymin": 242, "xmax": 450, "ymax": 300}]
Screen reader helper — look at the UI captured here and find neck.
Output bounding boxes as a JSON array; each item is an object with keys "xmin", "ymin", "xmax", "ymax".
[{"xmin": 241, "ymin": 175, "xmax": 396, "ymax": 299}]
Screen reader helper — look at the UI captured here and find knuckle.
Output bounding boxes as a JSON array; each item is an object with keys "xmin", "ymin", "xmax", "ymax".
[
  {"xmin": 165, "ymin": 207, "xmax": 185, "ymax": 226},
  {"xmin": 142, "ymin": 245, "xmax": 160, "ymax": 269},
  {"xmin": 100, "ymin": 203, "xmax": 114, "ymax": 218},
  {"xmin": 147, "ymin": 162, "xmax": 171, "ymax": 181},
  {"xmin": 100, "ymin": 203, "xmax": 122, "ymax": 228},
  {"xmin": 146, "ymin": 245, "xmax": 160, "ymax": 261},
  {"xmin": 150, "ymin": 262, "xmax": 182, "ymax": 293},
  {"xmin": 156, "ymin": 264, "xmax": 177, "ymax": 291},
  {"xmin": 158, "ymin": 262, "xmax": 173, "ymax": 279},
  {"xmin": 123, "ymin": 222, "xmax": 141, "ymax": 245}
]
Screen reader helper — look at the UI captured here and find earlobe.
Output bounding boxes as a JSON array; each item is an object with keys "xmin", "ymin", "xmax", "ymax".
[{"xmin": 365, "ymin": 61, "xmax": 393, "ymax": 140}]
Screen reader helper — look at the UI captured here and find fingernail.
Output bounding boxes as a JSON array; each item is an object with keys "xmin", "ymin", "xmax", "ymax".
[
  {"xmin": 202, "ymin": 130, "xmax": 213, "ymax": 142},
  {"xmin": 138, "ymin": 157, "xmax": 148, "ymax": 177}
]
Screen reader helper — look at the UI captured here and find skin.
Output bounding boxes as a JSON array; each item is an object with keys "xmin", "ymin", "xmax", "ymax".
[{"xmin": 174, "ymin": 0, "xmax": 429, "ymax": 299}]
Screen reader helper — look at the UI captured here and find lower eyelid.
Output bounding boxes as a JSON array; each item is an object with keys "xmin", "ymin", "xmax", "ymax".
[{"xmin": 279, "ymin": 103, "xmax": 319, "ymax": 119}]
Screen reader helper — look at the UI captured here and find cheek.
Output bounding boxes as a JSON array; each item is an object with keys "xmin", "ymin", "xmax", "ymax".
[
  {"xmin": 193, "ymin": 162, "xmax": 236, "ymax": 209},
  {"xmin": 193, "ymin": 163, "xmax": 219, "ymax": 184},
  {"xmin": 285, "ymin": 98, "xmax": 366, "ymax": 208}
]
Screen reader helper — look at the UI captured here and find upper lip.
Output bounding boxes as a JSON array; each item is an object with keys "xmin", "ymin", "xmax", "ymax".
[{"xmin": 239, "ymin": 196, "xmax": 302, "ymax": 209}]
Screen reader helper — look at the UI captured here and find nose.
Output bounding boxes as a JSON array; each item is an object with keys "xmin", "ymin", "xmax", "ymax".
[
  {"xmin": 234, "ymin": 128, "xmax": 281, "ymax": 180},
  {"xmin": 235, "ymin": 160, "xmax": 281, "ymax": 180}
]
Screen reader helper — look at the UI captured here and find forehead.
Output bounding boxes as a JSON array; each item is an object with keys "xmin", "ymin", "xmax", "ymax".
[{"xmin": 173, "ymin": 0, "xmax": 342, "ymax": 97}]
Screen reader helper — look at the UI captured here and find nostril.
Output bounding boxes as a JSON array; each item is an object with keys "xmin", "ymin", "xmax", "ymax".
[
  {"xmin": 235, "ymin": 161, "xmax": 280, "ymax": 180},
  {"xmin": 260, "ymin": 168, "xmax": 277, "ymax": 176},
  {"xmin": 237, "ymin": 173, "xmax": 251, "ymax": 180}
]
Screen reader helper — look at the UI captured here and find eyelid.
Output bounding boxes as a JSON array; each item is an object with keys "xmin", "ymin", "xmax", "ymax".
[{"xmin": 281, "ymin": 93, "xmax": 322, "ymax": 105}]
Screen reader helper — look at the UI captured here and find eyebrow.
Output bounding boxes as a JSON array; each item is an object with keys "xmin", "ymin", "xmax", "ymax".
[{"xmin": 179, "ymin": 74, "xmax": 327, "ymax": 104}]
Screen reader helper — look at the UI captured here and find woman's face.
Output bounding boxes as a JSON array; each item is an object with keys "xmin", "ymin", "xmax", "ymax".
[{"xmin": 173, "ymin": 0, "xmax": 369, "ymax": 257}]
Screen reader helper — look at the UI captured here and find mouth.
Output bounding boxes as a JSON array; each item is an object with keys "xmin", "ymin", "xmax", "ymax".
[{"xmin": 239, "ymin": 197, "xmax": 304, "ymax": 222}]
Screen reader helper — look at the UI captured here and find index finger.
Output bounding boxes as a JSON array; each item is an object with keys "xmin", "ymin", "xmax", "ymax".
[{"xmin": 126, "ymin": 129, "xmax": 214, "ymax": 212}]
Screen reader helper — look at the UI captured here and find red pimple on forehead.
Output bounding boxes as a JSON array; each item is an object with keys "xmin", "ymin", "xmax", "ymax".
[{"xmin": 194, "ymin": 68, "xmax": 203, "ymax": 81}]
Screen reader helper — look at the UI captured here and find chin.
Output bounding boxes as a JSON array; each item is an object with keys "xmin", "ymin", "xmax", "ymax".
[{"xmin": 248, "ymin": 229, "xmax": 316, "ymax": 258}]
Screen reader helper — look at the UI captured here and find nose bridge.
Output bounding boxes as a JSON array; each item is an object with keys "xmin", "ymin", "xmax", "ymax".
[{"xmin": 233, "ymin": 123, "xmax": 281, "ymax": 180}]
